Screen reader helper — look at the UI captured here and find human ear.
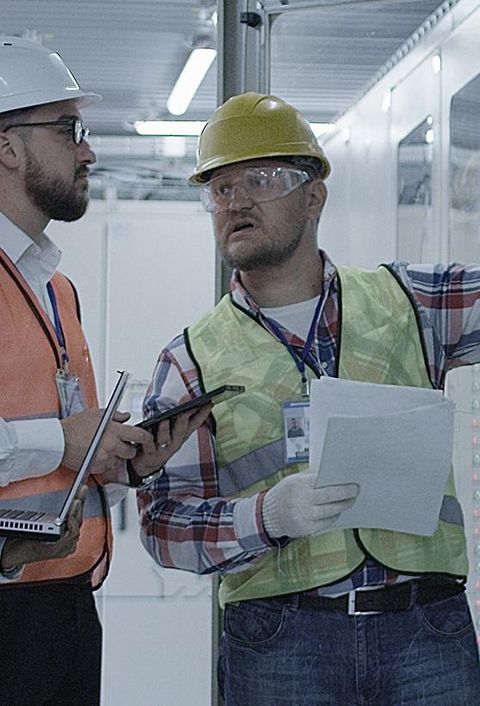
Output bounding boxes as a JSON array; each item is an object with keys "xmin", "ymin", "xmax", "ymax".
[
  {"xmin": 305, "ymin": 178, "xmax": 327, "ymax": 219},
  {"xmin": 0, "ymin": 132, "xmax": 22, "ymax": 170}
]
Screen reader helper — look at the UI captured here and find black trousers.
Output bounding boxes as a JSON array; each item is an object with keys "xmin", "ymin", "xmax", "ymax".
[{"xmin": 0, "ymin": 579, "xmax": 102, "ymax": 706}]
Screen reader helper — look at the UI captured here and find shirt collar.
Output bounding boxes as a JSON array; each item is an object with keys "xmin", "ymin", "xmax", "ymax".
[
  {"xmin": 0, "ymin": 210, "xmax": 61, "ymax": 277},
  {"xmin": 230, "ymin": 249, "xmax": 338, "ymax": 316}
]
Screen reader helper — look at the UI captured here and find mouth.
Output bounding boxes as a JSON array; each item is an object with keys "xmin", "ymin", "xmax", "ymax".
[
  {"xmin": 75, "ymin": 169, "xmax": 90, "ymax": 181},
  {"xmin": 229, "ymin": 219, "xmax": 258, "ymax": 236}
]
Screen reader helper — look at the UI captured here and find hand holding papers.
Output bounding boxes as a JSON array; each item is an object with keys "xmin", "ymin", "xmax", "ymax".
[
  {"xmin": 262, "ymin": 471, "xmax": 359, "ymax": 539},
  {"xmin": 309, "ymin": 378, "xmax": 455, "ymax": 536}
]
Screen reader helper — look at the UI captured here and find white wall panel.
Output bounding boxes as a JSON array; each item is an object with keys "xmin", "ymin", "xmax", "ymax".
[
  {"xmin": 47, "ymin": 207, "xmax": 107, "ymax": 390},
  {"xmin": 318, "ymin": 132, "xmax": 353, "ymax": 266},
  {"xmin": 47, "ymin": 200, "xmax": 216, "ymax": 705},
  {"xmin": 323, "ymin": 0, "xmax": 480, "ymax": 646}
]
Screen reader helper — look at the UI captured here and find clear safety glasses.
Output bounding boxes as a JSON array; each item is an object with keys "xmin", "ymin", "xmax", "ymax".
[
  {"xmin": 200, "ymin": 166, "xmax": 311, "ymax": 213},
  {"xmin": 4, "ymin": 118, "xmax": 90, "ymax": 145}
]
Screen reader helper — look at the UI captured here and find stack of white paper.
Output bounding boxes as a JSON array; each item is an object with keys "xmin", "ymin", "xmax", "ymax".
[{"xmin": 310, "ymin": 378, "xmax": 454, "ymax": 536}]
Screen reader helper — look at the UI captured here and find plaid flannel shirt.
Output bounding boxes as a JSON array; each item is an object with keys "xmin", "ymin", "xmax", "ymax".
[{"xmin": 138, "ymin": 251, "xmax": 480, "ymax": 593}]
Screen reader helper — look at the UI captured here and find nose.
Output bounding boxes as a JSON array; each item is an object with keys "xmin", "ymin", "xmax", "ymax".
[
  {"xmin": 227, "ymin": 183, "xmax": 254, "ymax": 211},
  {"xmin": 76, "ymin": 138, "xmax": 96, "ymax": 165}
]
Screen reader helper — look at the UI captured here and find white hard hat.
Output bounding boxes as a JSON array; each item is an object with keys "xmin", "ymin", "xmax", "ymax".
[{"xmin": 0, "ymin": 36, "xmax": 101, "ymax": 114}]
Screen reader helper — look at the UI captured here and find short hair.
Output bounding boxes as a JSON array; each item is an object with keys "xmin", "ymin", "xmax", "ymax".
[
  {"xmin": 0, "ymin": 106, "xmax": 36, "ymax": 133},
  {"xmin": 282, "ymin": 155, "xmax": 329, "ymax": 181}
]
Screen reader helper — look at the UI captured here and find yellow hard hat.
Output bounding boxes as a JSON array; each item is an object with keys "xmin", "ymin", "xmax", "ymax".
[{"xmin": 190, "ymin": 92, "xmax": 330, "ymax": 184}]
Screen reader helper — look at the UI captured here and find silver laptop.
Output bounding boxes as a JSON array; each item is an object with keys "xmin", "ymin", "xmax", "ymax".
[{"xmin": 0, "ymin": 370, "xmax": 130, "ymax": 542}]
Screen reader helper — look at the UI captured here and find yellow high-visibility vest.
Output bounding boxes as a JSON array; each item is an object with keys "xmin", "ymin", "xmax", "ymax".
[{"xmin": 187, "ymin": 265, "xmax": 467, "ymax": 608}]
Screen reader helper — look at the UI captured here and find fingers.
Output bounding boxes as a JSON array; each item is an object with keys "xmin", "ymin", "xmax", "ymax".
[
  {"xmin": 154, "ymin": 404, "xmax": 212, "ymax": 452},
  {"xmin": 63, "ymin": 400, "xmax": 211, "ymax": 477},
  {"xmin": 304, "ymin": 483, "xmax": 359, "ymax": 532},
  {"xmin": 186, "ymin": 403, "xmax": 213, "ymax": 432},
  {"xmin": 155, "ymin": 419, "xmax": 172, "ymax": 449},
  {"xmin": 305, "ymin": 514, "xmax": 342, "ymax": 536},
  {"xmin": 129, "ymin": 404, "xmax": 212, "ymax": 480},
  {"xmin": 307, "ymin": 483, "xmax": 359, "ymax": 520},
  {"xmin": 172, "ymin": 404, "xmax": 213, "ymax": 441},
  {"xmin": 116, "ymin": 422, "xmax": 153, "ymax": 448},
  {"xmin": 311, "ymin": 483, "xmax": 360, "ymax": 505},
  {"xmin": 112, "ymin": 410, "xmax": 131, "ymax": 423},
  {"xmin": 54, "ymin": 488, "xmax": 87, "ymax": 558},
  {"xmin": 92, "ymin": 422, "xmax": 155, "ymax": 472},
  {"xmin": 0, "ymin": 488, "xmax": 87, "ymax": 567},
  {"xmin": 310, "ymin": 497, "xmax": 357, "ymax": 521},
  {"xmin": 66, "ymin": 486, "xmax": 86, "ymax": 534}
]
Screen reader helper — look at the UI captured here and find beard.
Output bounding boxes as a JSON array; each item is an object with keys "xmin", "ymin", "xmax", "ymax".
[
  {"xmin": 218, "ymin": 211, "xmax": 307, "ymax": 272},
  {"xmin": 221, "ymin": 236, "xmax": 302, "ymax": 271},
  {"xmin": 24, "ymin": 149, "xmax": 89, "ymax": 222}
]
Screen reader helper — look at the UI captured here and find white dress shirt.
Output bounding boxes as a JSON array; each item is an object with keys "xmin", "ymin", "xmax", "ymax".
[
  {"xmin": 0, "ymin": 211, "xmax": 65, "ymax": 486},
  {"xmin": 0, "ymin": 211, "xmax": 126, "ymax": 579}
]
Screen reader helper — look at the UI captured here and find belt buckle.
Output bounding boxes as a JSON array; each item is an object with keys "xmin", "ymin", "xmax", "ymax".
[{"xmin": 347, "ymin": 590, "xmax": 382, "ymax": 616}]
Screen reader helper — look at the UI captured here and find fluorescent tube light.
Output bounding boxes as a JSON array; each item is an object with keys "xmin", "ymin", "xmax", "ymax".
[
  {"xmin": 134, "ymin": 120, "xmax": 335, "ymax": 138},
  {"xmin": 167, "ymin": 47, "xmax": 216, "ymax": 116},
  {"xmin": 134, "ymin": 120, "xmax": 206, "ymax": 136}
]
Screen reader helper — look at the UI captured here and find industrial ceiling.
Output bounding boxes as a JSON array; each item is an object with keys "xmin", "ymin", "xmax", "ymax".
[{"xmin": 1, "ymin": 0, "xmax": 457, "ymax": 198}]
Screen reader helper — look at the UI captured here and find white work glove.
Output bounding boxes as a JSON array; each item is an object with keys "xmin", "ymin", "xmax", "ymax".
[{"xmin": 262, "ymin": 472, "xmax": 359, "ymax": 539}]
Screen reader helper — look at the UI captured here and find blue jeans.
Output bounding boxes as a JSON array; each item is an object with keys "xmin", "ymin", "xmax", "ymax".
[{"xmin": 219, "ymin": 592, "xmax": 480, "ymax": 705}]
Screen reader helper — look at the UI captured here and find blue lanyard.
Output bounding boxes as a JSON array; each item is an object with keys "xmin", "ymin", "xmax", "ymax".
[
  {"xmin": 46, "ymin": 281, "xmax": 69, "ymax": 368},
  {"xmin": 263, "ymin": 294, "xmax": 327, "ymax": 397}
]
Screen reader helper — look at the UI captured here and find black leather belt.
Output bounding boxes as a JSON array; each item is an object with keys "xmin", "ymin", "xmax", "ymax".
[{"xmin": 276, "ymin": 579, "xmax": 464, "ymax": 615}]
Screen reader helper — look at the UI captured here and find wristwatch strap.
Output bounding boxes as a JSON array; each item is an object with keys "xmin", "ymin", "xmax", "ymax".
[{"xmin": 126, "ymin": 461, "xmax": 164, "ymax": 488}]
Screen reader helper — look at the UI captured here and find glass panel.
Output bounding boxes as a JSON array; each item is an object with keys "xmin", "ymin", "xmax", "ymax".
[
  {"xmin": 448, "ymin": 72, "xmax": 480, "ymax": 643},
  {"xmin": 450, "ymin": 74, "xmax": 480, "ymax": 260},
  {"xmin": 397, "ymin": 118, "xmax": 434, "ymax": 261}
]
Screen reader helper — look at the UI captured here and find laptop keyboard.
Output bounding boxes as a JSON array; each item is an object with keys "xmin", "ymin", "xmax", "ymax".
[{"xmin": 0, "ymin": 509, "xmax": 45, "ymax": 521}]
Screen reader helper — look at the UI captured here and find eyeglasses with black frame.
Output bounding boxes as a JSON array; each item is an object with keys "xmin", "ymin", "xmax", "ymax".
[{"xmin": 3, "ymin": 118, "xmax": 90, "ymax": 145}]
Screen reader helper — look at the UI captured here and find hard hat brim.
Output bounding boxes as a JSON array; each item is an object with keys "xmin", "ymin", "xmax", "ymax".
[{"xmin": 75, "ymin": 92, "xmax": 102, "ymax": 108}]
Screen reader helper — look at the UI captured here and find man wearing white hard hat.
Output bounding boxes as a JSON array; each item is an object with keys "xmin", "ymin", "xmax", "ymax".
[{"xmin": 0, "ymin": 37, "xmax": 205, "ymax": 705}]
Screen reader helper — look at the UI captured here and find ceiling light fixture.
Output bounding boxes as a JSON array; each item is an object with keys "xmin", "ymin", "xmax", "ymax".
[
  {"xmin": 166, "ymin": 46, "xmax": 216, "ymax": 116},
  {"xmin": 134, "ymin": 120, "xmax": 206, "ymax": 136},
  {"xmin": 431, "ymin": 54, "xmax": 441, "ymax": 74},
  {"xmin": 134, "ymin": 120, "xmax": 335, "ymax": 138}
]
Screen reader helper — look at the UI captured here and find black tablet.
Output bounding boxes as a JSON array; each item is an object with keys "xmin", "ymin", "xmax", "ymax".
[{"xmin": 136, "ymin": 384, "xmax": 245, "ymax": 430}]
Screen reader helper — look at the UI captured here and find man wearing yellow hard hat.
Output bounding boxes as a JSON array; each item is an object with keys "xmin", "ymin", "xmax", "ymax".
[{"xmin": 139, "ymin": 93, "xmax": 480, "ymax": 704}]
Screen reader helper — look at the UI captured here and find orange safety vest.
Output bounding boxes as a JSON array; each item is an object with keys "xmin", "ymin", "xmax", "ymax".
[{"xmin": 0, "ymin": 249, "xmax": 112, "ymax": 587}]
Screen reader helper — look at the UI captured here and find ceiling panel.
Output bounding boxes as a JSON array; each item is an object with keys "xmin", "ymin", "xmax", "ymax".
[
  {"xmin": 269, "ymin": 0, "xmax": 451, "ymax": 120},
  {"xmin": 0, "ymin": 0, "xmax": 458, "ymax": 196}
]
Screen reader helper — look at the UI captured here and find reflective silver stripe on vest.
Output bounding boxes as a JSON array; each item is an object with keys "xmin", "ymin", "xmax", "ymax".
[
  {"xmin": 0, "ymin": 487, "xmax": 105, "ymax": 519},
  {"xmin": 218, "ymin": 439, "xmax": 292, "ymax": 496},
  {"xmin": 439, "ymin": 494, "xmax": 464, "ymax": 526},
  {"xmin": 218, "ymin": 440, "xmax": 464, "ymax": 529}
]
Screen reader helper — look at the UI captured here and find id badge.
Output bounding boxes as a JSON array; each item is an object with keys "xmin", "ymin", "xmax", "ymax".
[
  {"xmin": 283, "ymin": 400, "xmax": 310, "ymax": 464},
  {"xmin": 55, "ymin": 369, "xmax": 87, "ymax": 418}
]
